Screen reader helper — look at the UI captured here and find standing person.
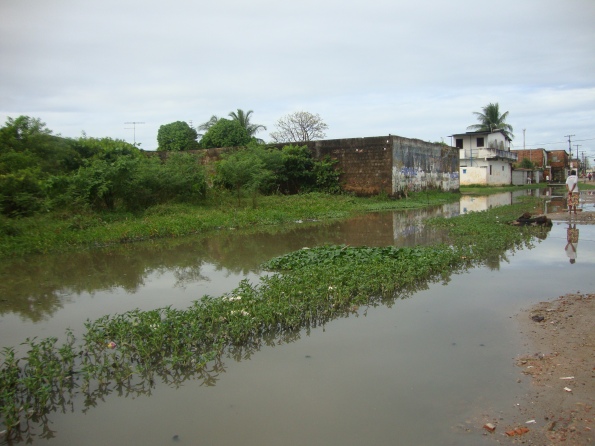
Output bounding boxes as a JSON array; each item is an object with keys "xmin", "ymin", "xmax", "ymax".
[
  {"xmin": 565, "ymin": 170, "xmax": 579, "ymax": 215},
  {"xmin": 589, "ymin": 172, "xmax": 592, "ymax": 181}
]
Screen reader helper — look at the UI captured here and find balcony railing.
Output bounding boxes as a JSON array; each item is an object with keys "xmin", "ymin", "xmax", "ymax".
[{"xmin": 474, "ymin": 148, "xmax": 517, "ymax": 161}]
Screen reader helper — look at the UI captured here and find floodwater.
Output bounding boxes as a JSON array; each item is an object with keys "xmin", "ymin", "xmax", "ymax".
[{"xmin": 1, "ymin": 190, "xmax": 594, "ymax": 445}]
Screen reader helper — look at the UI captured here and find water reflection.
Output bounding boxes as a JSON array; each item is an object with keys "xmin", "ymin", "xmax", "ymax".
[
  {"xmin": 0, "ymin": 206, "xmax": 458, "ymax": 324},
  {"xmin": 0, "ymin": 192, "xmax": 548, "ymax": 325},
  {"xmin": 1, "ymin": 192, "xmax": 593, "ymax": 445},
  {"xmin": 565, "ymin": 223, "xmax": 579, "ymax": 264},
  {"xmin": 1, "ymin": 274, "xmax": 456, "ymax": 445}
]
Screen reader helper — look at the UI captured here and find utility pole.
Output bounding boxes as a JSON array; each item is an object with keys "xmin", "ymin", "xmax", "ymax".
[
  {"xmin": 575, "ymin": 144, "xmax": 581, "ymax": 173},
  {"xmin": 523, "ymin": 129, "xmax": 526, "ymax": 150},
  {"xmin": 124, "ymin": 121, "xmax": 145, "ymax": 146},
  {"xmin": 565, "ymin": 134, "xmax": 575, "ymax": 154}
]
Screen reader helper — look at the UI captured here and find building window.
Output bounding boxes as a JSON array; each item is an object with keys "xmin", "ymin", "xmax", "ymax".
[
  {"xmin": 489, "ymin": 165, "xmax": 492, "ymax": 175},
  {"xmin": 456, "ymin": 139, "xmax": 463, "ymax": 148},
  {"xmin": 462, "ymin": 169, "xmax": 466, "ymax": 174},
  {"xmin": 476, "ymin": 137, "xmax": 484, "ymax": 147}
]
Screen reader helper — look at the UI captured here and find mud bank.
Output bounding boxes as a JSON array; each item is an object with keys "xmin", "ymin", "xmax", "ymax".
[{"xmin": 480, "ymin": 293, "xmax": 594, "ymax": 444}]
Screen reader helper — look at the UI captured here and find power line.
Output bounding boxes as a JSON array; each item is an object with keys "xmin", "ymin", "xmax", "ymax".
[{"xmin": 519, "ymin": 137, "xmax": 595, "ymax": 149}]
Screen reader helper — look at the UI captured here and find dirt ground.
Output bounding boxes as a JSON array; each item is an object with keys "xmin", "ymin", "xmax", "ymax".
[{"xmin": 477, "ymin": 196, "xmax": 595, "ymax": 444}]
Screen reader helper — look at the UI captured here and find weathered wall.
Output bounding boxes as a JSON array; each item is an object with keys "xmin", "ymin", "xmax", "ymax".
[
  {"xmin": 308, "ymin": 136, "xmax": 393, "ymax": 195},
  {"xmin": 390, "ymin": 136, "xmax": 459, "ymax": 196},
  {"xmin": 459, "ymin": 161, "xmax": 511, "ymax": 186},
  {"xmin": 304, "ymin": 135, "xmax": 459, "ymax": 196},
  {"xmin": 486, "ymin": 160, "xmax": 512, "ymax": 185},
  {"xmin": 148, "ymin": 134, "xmax": 460, "ymax": 196},
  {"xmin": 460, "ymin": 166, "xmax": 487, "ymax": 185}
]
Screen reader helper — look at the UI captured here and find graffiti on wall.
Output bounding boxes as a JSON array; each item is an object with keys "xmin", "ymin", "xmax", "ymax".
[{"xmin": 392, "ymin": 142, "xmax": 459, "ymax": 195}]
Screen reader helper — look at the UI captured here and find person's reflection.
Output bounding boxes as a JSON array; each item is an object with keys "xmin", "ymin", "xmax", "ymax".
[{"xmin": 565, "ymin": 223, "xmax": 579, "ymax": 264}]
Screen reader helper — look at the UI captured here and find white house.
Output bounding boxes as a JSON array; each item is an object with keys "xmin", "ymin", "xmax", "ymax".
[{"xmin": 451, "ymin": 130, "xmax": 517, "ymax": 186}]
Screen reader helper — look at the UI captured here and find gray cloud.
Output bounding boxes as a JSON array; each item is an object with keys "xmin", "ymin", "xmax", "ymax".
[{"xmin": 1, "ymin": 0, "xmax": 594, "ymax": 159}]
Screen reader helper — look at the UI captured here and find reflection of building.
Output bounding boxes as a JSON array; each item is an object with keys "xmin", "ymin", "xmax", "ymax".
[
  {"xmin": 460, "ymin": 193, "xmax": 512, "ymax": 214},
  {"xmin": 452, "ymin": 130, "xmax": 517, "ymax": 186},
  {"xmin": 391, "ymin": 202, "xmax": 460, "ymax": 246}
]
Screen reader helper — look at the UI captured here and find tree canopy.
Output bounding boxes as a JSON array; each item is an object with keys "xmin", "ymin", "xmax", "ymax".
[
  {"xmin": 467, "ymin": 102, "xmax": 514, "ymax": 140},
  {"xmin": 157, "ymin": 121, "xmax": 199, "ymax": 151},
  {"xmin": 269, "ymin": 111, "xmax": 328, "ymax": 143},
  {"xmin": 199, "ymin": 119, "xmax": 254, "ymax": 149},
  {"xmin": 228, "ymin": 109, "xmax": 266, "ymax": 138}
]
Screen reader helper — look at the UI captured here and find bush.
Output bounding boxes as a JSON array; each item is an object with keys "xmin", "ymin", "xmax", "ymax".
[
  {"xmin": 199, "ymin": 119, "xmax": 254, "ymax": 149},
  {"xmin": 0, "ymin": 168, "xmax": 46, "ymax": 217}
]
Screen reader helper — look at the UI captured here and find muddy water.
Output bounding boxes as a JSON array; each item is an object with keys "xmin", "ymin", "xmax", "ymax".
[{"xmin": 1, "ymin": 192, "xmax": 594, "ymax": 445}]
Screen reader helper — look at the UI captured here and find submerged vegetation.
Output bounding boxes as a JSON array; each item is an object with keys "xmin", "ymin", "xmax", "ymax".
[{"xmin": 0, "ymin": 198, "xmax": 549, "ymax": 440}]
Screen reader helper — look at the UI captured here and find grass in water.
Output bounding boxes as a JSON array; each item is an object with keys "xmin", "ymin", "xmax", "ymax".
[{"xmin": 0, "ymin": 198, "xmax": 549, "ymax": 440}]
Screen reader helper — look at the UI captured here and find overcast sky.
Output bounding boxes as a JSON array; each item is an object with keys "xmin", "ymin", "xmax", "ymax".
[{"xmin": 1, "ymin": 0, "xmax": 594, "ymax": 161}]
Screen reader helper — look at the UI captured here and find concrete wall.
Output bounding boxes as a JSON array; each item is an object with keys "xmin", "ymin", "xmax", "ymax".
[
  {"xmin": 460, "ymin": 166, "xmax": 487, "ymax": 185},
  {"xmin": 390, "ymin": 136, "xmax": 459, "ymax": 196},
  {"xmin": 459, "ymin": 160, "xmax": 511, "ymax": 186}
]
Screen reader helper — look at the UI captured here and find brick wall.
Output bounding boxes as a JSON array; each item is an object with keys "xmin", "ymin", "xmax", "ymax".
[
  {"xmin": 513, "ymin": 149, "xmax": 546, "ymax": 168},
  {"xmin": 147, "ymin": 134, "xmax": 460, "ymax": 197}
]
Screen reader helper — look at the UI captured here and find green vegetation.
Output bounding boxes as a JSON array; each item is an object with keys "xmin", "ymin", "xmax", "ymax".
[
  {"xmin": 0, "ymin": 199, "xmax": 546, "ymax": 438},
  {"xmin": 0, "ymin": 113, "xmax": 578, "ymax": 439},
  {"xmin": 0, "ymin": 190, "xmax": 456, "ymax": 259},
  {"xmin": 467, "ymin": 102, "xmax": 514, "ymax": 139},
  {"xmin": 199, "ymin": 118, "xmax": 255, "ymax": 149},
  {"xmin": 0, "ymin": 115, "xmax": 348, "ymax": 258},
  {"xmin": 156, "ymin": 121, "xmax": 200, "ymax": 151}
]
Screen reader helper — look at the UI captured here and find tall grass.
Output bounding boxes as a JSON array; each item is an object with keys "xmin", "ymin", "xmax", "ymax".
[{"xmin": 0, "ymin": 191, "xmax": 460, "ymax": 258}]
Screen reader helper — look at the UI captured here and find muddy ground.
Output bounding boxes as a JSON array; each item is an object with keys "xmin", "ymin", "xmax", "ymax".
[{"xmin": 476, "ymin": 200, "xmax": 595, "ymax": 444}]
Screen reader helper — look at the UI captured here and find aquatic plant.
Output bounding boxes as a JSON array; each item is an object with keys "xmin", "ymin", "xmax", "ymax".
[{"xmin": 0, "ymin": 200, "xmax": 546, "ymax": 440}]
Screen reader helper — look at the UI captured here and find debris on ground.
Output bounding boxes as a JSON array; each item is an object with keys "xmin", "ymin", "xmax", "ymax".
[{"xmin": 510, "ymin": 212, "xmax": 553, "ymax": 226}]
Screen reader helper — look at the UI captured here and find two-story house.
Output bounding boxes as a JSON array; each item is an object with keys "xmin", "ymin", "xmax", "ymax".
[
  {"xmin": 548, "ymin": 150, "xmax": 570, "ymax": 182},
  {"xmin": 451, "ymin": 130, "xmax": 517, "ymax": 185}
]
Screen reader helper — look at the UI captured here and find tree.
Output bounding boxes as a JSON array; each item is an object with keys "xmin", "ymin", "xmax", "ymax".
[
  {"xmin": 228, "ymin": 109, "xmax": 267, "ymax": 138},
  {"xmin": 199, "ymin": 119, "xmax": 254, "ymax": 149},
  {"xmin": 269, "ymin": 111, "xmax": 328, "ymax": 143},
  {"xmin": 157, "ymin": 121, "xmax": 199, "ymax": 151},
  {"xmin": 197, "ymin": 115, "xmax": 220, "ymax": 135},
  {"xmin": 214, "ymin": 147, "xmax": 273, "ymax": 206},
  {"xmin": 467, "ymin": 103, "xmax": 514, "ymax": 140},
  {"xmin": 519, "ymin": 158, "xmax": 535, "ymax": 169}
]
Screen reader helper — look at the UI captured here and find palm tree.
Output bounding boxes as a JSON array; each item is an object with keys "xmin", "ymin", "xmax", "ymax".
[
  {"xmin": 228, "ymin": 109, "xmax": 267, "ymax": 138},
  {"xmin": 467, "ymin": 102, "xmax": 514, "ymax": 140},
  {"xmin": 197, "ymin": 115, "xmax": 220, "ymax": 135}
]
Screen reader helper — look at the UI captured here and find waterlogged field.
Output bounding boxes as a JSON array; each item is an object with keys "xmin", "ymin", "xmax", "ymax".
[{"xmin": 1, "ymin": 191, "xmax": 594, "ymax": 445}]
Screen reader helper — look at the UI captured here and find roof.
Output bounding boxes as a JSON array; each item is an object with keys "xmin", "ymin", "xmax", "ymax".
[{"xmin": 450, "ymin": 129, "xmax": 511, "ymax": 141}]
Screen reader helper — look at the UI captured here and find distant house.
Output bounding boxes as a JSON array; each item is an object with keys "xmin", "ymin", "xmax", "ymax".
[
  {"xmin": 512, "ymin": 148, "xmax": 548, "ymax": 184},
  {"xmin": 547, "ymin": 150, "xmax": 570, "ymax": 182},
  {"xmin": 451, "ymin": 130, "xmax": 517, "ymax": 186}
]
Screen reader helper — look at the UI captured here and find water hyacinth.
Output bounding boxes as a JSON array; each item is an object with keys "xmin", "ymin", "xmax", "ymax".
[{"xmin": 0, "ymin": 200, "xmax": 547, "ymax": 439}]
